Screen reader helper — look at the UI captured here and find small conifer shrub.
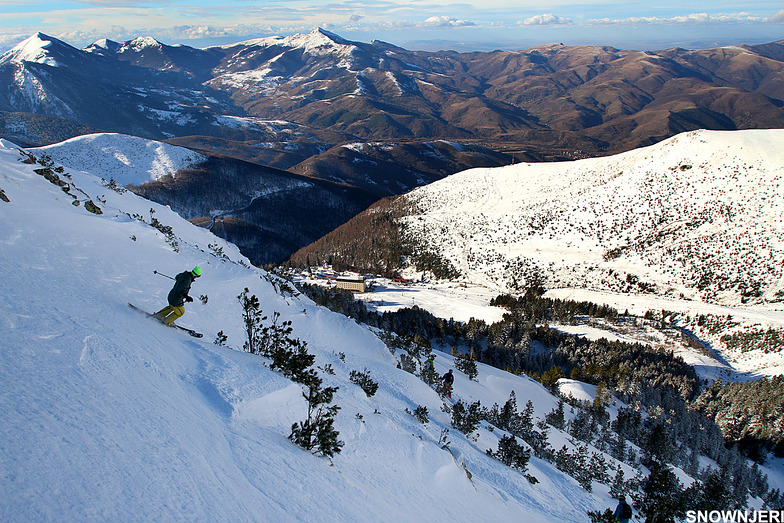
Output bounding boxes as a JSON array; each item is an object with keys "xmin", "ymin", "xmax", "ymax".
[
  {"xmin": 451, "ymin": 399, "xmax": 482, "ymax": 435},
  {"xmin": 349, "ymin": 369, "xmax": 379, "ymax": 397},
  {"xmin": 289, "ymin": 381, "xmax": 343, "ymax": 457}
]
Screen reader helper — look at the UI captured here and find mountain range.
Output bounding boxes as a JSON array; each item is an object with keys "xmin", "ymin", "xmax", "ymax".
[
  {"xmin": 3, "ymin": 30, "xmax": 784, "ymax": 174},
  {"xmin": 3, "ymin": 28, "xmax": 784, "ymax": 519}
]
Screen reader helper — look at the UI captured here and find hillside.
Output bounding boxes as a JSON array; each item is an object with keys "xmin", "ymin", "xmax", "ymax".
[
  {"xmin": 32, "ymin": 133, "xmax": 377, "ymax": 266},
  {"xmin": 288, "ymin": 129, "xmax": 784, "ymax": 376},
  {"xmin": 292, "ymin": 129, "xmax": 784, "ymax": 305},
  {"xmin": 289, "ymin": 140, "xmax": 517, "ymax": 198},
  {"xmin": 5, "ymin": 131, "xmax": 784, "ymax": 519},
  {"xmin": 0, "ymin": 137, "xmax": 613, "ymax": 521}
]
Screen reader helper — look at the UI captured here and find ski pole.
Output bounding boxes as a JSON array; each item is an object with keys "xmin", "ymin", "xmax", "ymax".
[{"xmin": 153, "ymin": 270, "xmax": 175, "ymax": 280}]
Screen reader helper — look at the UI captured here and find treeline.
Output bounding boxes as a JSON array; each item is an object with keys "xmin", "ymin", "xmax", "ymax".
[
  {"xmin": 721, "ymin": 327, "xmax": 784, "ymax": 354},
  {"xmin": 299, "ymin": 283, "xmax": 701, "ymax": 401},
  {"xmin": 490, "ymin": 288, "xmax": 621, "ymax": 324},
  {"xmin": 286, "ymin": 197, "xmax": 407, "ymax": 277},
  {"xmin": 286, "ymin": 197, "xmax": 462, "ymax": 280},
  {"xmin": 368, "ymin": 299, "xmax": 781, "ymax": 511}
]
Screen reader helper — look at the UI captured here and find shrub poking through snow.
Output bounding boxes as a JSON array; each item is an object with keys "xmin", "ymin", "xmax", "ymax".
[
  {"xmin": 238, "ymin": 288, "xmax": 318, "ymax": 385},
  {"xmin": 237, "ymin": 288, "xmax": 342, "ymax": 456},
  {"xmin": 214, "ymin": 330, "xmax": 228, "ymax": 346},
  {"xmin": 350, "ymin": 369, "xmax": 379, "ymax": 397},
  {"xmin": 290, "ymin": 380, "xmax": 343, "ymax": 457},
  {"xmin": 413, "ymin": 405, "xmax": 429, "ymax": 424},
  {"xmin": 239, "ymin": 288, "xmax": 267, "ymax": 355}
]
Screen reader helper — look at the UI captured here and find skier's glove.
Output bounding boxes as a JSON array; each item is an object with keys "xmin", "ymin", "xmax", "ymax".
[{"xmin": 186, "ymin": 296, "xmax": 193, "ymax": 302}]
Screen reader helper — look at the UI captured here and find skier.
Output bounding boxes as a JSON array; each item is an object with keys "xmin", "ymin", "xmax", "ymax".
[
  {"xmin": 613, "ymin": 495, "xmax": 633, "ymax": 523},
  {"xmin": 442, "ymin": 369, "xmax": 454, "ymax": 398},
  {"xmin": 155, "ymin": 266, "xmax": 201, "ymax": 325},
  {"xmin": 424, "ymin": 355, "xmax": 435, "ymax": 373},
  {"xmin": 422, "ymin": 354, "xmax": 437, "ymax": 384}
]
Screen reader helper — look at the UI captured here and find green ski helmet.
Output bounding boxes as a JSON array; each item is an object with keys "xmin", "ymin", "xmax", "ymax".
[{"xmin": 192, "ymin": 266, "xmax": 202, "ymax": 277}]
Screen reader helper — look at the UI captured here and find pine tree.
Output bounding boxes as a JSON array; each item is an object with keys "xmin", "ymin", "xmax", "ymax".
[
  {"xmin": 633, "ymin": 460, "xmax": 685, "ymax": 523},
  {"xmin": 451, "ymin": 400, "xmax": 482, "ymax": 435},
  {"xmin": 609, "ymin": 432, "xmax": 627, "ymax": 463},
  {"xmin": 554, "ymin": 445, "xmax": 577, "ymax": 476},
  {"xmin": 568, "ymin": 409, "xmax": 596, "ymax": 443},
  {"xmin": 289, "ymin": 380, "xmax": 343, "ymax": 457},
  {"xmin": 276, "ymin": 324, "xmax": 316, "ymax": 383},
  {"xmin": 609, "ymin": 465, "xmax": 627, "ymax": 498},
  {"xmin": 455, "ymin": 348, "xmax": 479, "ymax": 380},
  {"xmin": 685, "ymin": 467, "xmax": 734, "ymax": 513},
  {"xmin": 518, "ymin": 399, "xmax": 535, "ymax": 438},
  {"xmin": 349, "ymin": 368, "xmax": 379, "ymax": 397},
  {"xmin": 546, "ymin": 399, "xmax": 566, "ymax": 430},
  {"xmin": 540, "ymin": 365, "xmax": 564, "ymax": 391},
  {"xmin": 529, "ymin": 418, "xmax": 552, "ymax": 459},
  {"xmin": 642, "ymin": 423, "xmax": 673, "ymax": 465},
  {"xmin": 487, "ymin": 434, "xmax": 530, "ymax": 471},
  {"xmin": 238, "ymin": 287, "xmax": 267, "ymax": 354}
]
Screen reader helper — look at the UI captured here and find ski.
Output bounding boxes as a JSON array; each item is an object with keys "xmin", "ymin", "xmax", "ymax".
[{"xmin": 127, "ymin": 302, "xmax": 203, "ymax": 338}]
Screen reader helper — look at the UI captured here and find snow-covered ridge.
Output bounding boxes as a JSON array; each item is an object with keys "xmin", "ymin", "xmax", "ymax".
[
  {"xmin": 401, "ymin": 129, "xmax": 784, "ymax": 306},
  {"xmin": 33, "ymin": 133, "xmax": 208, "ymax": 186},
  {"xmin": 232, "ymin": 27, "xmax": 357, "ymax": 57},
  {"xmin": 123, "ymin": 36, "xmax": 163, "ymax": 52},
  {"xmin": 0, "ymin": 33, "xmax": 60, "ymax": 67}
]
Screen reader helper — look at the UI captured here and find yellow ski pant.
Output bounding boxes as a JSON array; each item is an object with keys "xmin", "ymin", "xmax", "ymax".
[{"xmin": 155, "ymin": 305, "xmax": 185, "ymax": 325}]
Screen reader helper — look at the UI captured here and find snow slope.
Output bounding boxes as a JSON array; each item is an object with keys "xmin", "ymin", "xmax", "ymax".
[
  {"xmin": 0, "ymin": 33, "xmax": 62, "ymax": 67},
  {"xmin": 402, "ymin": 129, "xmax": 784, "ymax": 307},
  {"xmin": 0, "ymin": 139, "xmax": 612, "ymax": 520},
  {"xmin": 32, "ymin": 133, "xmax": 207, "ymax": 186}
]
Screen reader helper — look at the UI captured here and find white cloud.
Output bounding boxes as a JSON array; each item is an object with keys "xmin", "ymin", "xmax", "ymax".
[
  {"xmin": 586, "ymin": 12, "xmax": 765, "ymax": 26},
  {"xmin": 422, "ymin": 16, "xmax": 475, "ymax": 28},
  {"xmin": 769, "ymin": 9, "xmax": 784, "ymax": 23},
  {"xmin": 0, "ymin": 33, "xmax": 30, "ymax": 50},
  {"xmin": 519, "ymin": 14, "xmax": 572, "ymax": 26}
]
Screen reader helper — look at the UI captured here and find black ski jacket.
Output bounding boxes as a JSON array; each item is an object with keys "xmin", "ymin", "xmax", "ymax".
[
  {"xmin": 168, "ymin": 271, "xmax": 195, "ymax": 306},
  {"xmin": 442, "ymin": 371, "xmax": 454, "ymax": 385}
]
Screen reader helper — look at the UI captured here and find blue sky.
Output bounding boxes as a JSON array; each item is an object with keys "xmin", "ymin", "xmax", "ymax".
[{"xmin": 1, "ymin": 0, "xmax": 783, "ymax": 52}]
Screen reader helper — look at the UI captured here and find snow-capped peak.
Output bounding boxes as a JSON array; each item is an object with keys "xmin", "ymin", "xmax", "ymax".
[
  {"xmin": 123, "ymin": 36, "xmax": 164, "ymax": 53},
  {"xmin": 0, "ymin": 33, "xmax": 63, "ymax": 67},
  {"xmin": 234, "ymin": 27, "xmax": 358, "ymax": 58},
  {"xmin": 84, "ymin": 38, "xmax": 122, "ymax": 54}
]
